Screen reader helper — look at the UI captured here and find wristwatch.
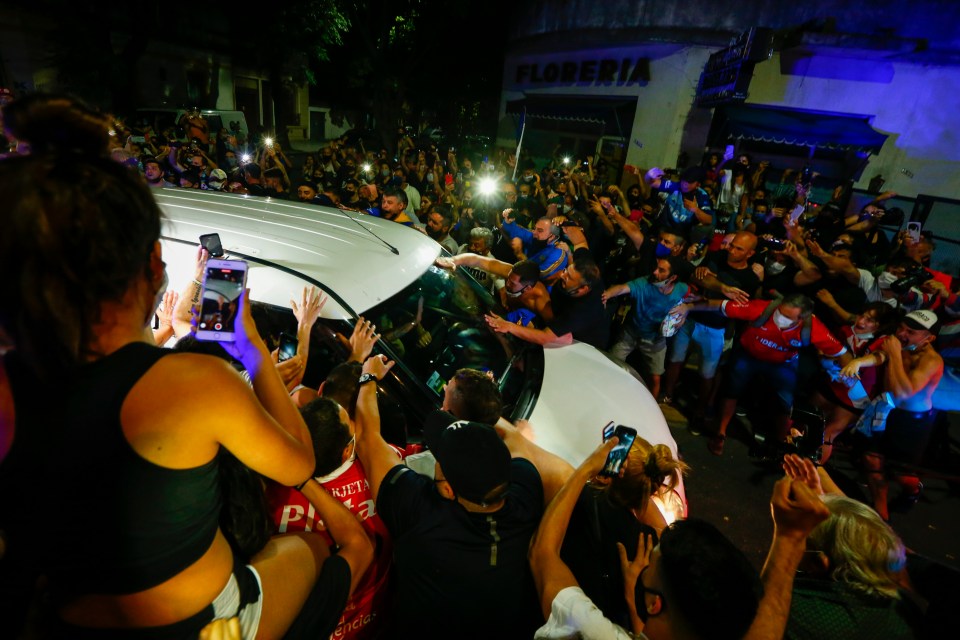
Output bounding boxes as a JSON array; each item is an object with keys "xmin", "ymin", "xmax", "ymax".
[{"xmin": 358, "ymin": 373, "xmax": 378, "ymax": 386}]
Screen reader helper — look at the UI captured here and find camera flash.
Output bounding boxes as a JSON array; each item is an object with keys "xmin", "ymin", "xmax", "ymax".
[
  {"xmin": 264, "ymin": 137, "xmax": 273, "ymax": 147},
  {"xmin": 241, "ymin": 154, "xmax": 251, "ymax": 163},
  {"xmin": 362, "ymin": 163, "xmax": 371, "ymax": 172},
  {"xmin": 563, "ymin": 157, "xmax": 570, "ymax": 164},
  {"xmin": 478, "ymin": 177, "xmax": 496, "ymax": 196}
]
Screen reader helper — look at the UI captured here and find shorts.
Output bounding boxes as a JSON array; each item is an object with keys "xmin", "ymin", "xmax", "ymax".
[
  {"xmin": 669, "ymin": 320, "xmax": 724, "ymax": 378},
  {"xmin": 50, "ymin": 562, "xmax": 263, "ymax": 640},
  {"xmin": 865, "ymin": 407, "xmax": 938, "ymax": 466},
  {"xmin": 609, "ymin": 330, "xmax": 667, "ymax": 376},
  {"xmin": 721, "ymin": 348, "xmax": 798, "ymax": 413}
]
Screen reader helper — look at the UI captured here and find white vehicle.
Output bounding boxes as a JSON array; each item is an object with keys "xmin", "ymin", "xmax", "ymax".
[{"xmin": 156, "ymin": 189, "xmax": 686, "ymax": 520}]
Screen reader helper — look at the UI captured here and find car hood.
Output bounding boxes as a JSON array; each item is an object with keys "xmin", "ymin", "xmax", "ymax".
[
  {"xmin": 525, "ymin": 343, "xmax": 677, "ymax": 465},
  {"xmin": 526, "ymin": 342, "xmax": 686, "ymax": 516}
]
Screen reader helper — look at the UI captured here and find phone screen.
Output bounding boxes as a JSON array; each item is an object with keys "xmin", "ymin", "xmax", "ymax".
[
  {"xmin": 278, "ymin": 332, "xmax": 298, "ymax": 362},
  {"xmin": 600, "ymin": 425, "xmax": 638, "ymax": 477},
  {"xmin": 197, "ymin": 260, "xmax": 247, "ymax": 341},
  {"xmin": 907, "ymin": 222, "xmax": 922, "ymax": 243}
]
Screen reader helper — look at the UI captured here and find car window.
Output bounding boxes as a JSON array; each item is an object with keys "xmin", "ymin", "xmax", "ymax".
[{"xmin": 363, "ymin": 263, "xmax": 537, "ymax": 414}]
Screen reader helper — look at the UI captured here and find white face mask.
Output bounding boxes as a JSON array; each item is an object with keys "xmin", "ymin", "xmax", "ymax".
[
  {"xmin": 767, "ymin": 260, "xmax": 786, "ymax": 275},
  {"xmin": 653, "ymin": 278, "xmax": 672, "ymax": 291},
  {"xmin": 772, "ymin": 310, "xmax": 797, "ymax": 329},
  {"xmin": 877, "ymin": 271, "xmax": 898, "ymax": 289}
]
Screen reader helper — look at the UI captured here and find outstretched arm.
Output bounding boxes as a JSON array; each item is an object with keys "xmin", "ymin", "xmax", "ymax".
[
  {"xmin": 743, "ymin": 478, "xmax": 829, "ymax": 640},
  {"xmin": 529, "ymin": 440, "xmax": 616, "ymax": 618},
  {"xmin": 354, "ymin": 355, "xmax": 401, "ymax": 501}
]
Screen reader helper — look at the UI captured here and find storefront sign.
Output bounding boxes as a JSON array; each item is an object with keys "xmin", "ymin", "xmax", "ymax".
[{"xmin": 514, "ymin": 58, "xmax": 649, "ymax": 86}]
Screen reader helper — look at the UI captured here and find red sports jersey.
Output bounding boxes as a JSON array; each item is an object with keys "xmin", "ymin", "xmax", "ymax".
[
  {"xmin": 265, "ymin": 450, "xmax": 401, "ymax": 640},
  {"xmin": 723, "ymin": 299, "xmax": 846, "ymax": 364},
  {"xmin": 828, "ymin": 325, "xmax": 884, "ymax": 407}
]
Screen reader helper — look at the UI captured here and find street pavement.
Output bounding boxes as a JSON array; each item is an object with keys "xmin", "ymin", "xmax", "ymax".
[{"xmin": 660, "ymin": 399, "xmax": 960, "ymax": 572}]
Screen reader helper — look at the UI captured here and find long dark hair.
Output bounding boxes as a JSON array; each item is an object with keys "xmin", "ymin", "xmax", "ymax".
[{"xmin": 0, "ymin": 94, "xmax": 162, "ymax": 380}]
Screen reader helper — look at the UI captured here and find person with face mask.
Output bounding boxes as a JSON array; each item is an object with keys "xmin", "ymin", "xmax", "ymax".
[
  {"xmin": 839, "ymin": 310, "xmax": 944, "ymax": 521},
  {"xmin": 603, "ymin": 257, "xmax": 692, "ymax": 399},
  {"xmin": 485, "ymin": 244, "xmax": 608, "ymax": 350},
  {"xmin": 499, "ymin": 210, "xmax": 569, "ymax": 283},
  {"xmin": 435, "ymin": 255, "xmax": 553, "ymax": 323},
  {"xmin": 530, "ymin": 439, "xmax": 830, "ymax": 640},
  {"xmin": 264, "ymin": 393, "xmax": 401, "ymax": 640},
  {"xmin": 676, "ymin": 293, "xmax": 850, "ymax": 455},
  {"xmin": 809, "ymin": 302, "xmax": 899, "ymax": 464},
  {"xmin": 662, "ymin": 232, "xmax": 761, "ymax": 426}
]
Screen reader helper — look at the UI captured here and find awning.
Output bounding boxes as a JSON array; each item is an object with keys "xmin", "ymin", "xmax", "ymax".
[
  {"xmin": 715, "ymin": 104, "xmax": 888, "ymax": 153},
  {"xmin": 506, "ymin": 96, "xmax": 637, "ymax": 136}
]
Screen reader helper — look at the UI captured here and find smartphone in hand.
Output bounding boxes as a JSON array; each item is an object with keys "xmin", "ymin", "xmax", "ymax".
[
  {"xmin": 600, "ymin": 424, "xmax": 638, "ymax": 477},
  {"xmin": 199, "ymin": 232, "xmax": 225, "ymax": 257},
  {"xmin": 196, "ymin": 259, "xmax": 247, "ymax": 342},
  {"xmin": 278, "ymin": 332, "xmax": 299, "ymax": 362}
]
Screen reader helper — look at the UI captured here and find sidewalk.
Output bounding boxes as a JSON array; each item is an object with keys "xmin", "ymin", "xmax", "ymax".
[{"xmin": 660, "ymin": 395, "xmax": 960, "ymax": 571}]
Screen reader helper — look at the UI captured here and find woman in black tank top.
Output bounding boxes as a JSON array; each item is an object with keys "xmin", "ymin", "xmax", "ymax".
[{"xmin": 0, "ymin": 95, "xmax": 369, "ymax": 639}]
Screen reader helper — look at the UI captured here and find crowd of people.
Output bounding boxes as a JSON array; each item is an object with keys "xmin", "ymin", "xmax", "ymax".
[{"xmin": 1, "ymin": 92, "xmax": 958, "ymax": 639}]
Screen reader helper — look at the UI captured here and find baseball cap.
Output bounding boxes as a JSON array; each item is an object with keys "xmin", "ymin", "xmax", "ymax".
[
  {"xmin": 904, "ymin": 309, "xmax": 938, "ymax": 332},
  {"xmin": 423, "ymin": 410, "xmax": 511, "ymax": 505}
]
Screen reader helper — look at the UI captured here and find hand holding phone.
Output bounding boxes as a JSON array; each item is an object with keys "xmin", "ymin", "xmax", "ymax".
[
  {"xmin": 196, "ymin": 259, "xmax": 248, "ymax": 342},
  {"xmin": 906, "ymin": 221, "xmax": 922, "ymax": 243},
  {"xmin": 600, "ymin": 424, "xmax": 638, "ymax": 477},
  {"xmin": 278, "ymin": 332, "xmax": 299, "ymax": 362},
  {"xmin": 199, "ymin": 232, "xmax": 224, "ymax": 258},
  {"xmin": 789, "ymin": 204, "xmax": 805, "ymax": 224}
]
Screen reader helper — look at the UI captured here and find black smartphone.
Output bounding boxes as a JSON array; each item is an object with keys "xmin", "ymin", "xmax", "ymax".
[
  {"xmin": 600, "ymin": 424, "xmax": 638, "ymax": 477},
  {"xmin": 200, "ymin": 232, "xmax": 224, "ymax": 257},
  {"xmin": 278, "ymin": 332, "xmax": 299, "ymax": 362}
]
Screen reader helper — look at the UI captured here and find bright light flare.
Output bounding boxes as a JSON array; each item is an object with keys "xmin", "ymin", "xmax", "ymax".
[
  {"xmin": 264, "ymin": 137, "xmax": 273, "ymax": 147},
  {"xmin": 362, "ymin": 163, "xmax": 372, "ymax": 173},
  {"xmin": 651, "ymin": 487, "xmax": 686, "ymax": 525},
  {"xmin": 562, "ymin": 157, "xmax": 570, "ymax": 164},
  {"xmin": 477, "ymin": 177, "xmax": 496, "ymax": 196},
  {"xmin": 241, "ymin": 154, "xmax": 252, "ymax": 163}
]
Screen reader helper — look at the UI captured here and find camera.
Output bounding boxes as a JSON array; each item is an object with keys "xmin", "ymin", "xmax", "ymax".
[
  {"xmin": 890, "ymin": 264, "xmax": 929, "ymax": 294},
  {"xmin": 763, "ymin": 237, "xmax": 786, "ymax": 250}
]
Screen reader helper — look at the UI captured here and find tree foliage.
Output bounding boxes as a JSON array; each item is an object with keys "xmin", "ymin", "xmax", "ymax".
[{"xmin": 315, "ymin": 0, "xmax": 507, "ymax": 150}]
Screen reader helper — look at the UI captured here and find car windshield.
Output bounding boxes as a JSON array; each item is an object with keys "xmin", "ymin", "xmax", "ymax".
[{"xmin": 363, "ymin": 263, "xmax": 538, "ymax": 413}]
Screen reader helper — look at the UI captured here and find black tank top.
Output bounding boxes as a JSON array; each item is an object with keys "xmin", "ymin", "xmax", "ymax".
[{"xmin": 0, "ymin": 343, "xmax": 221, "ymax": 595}]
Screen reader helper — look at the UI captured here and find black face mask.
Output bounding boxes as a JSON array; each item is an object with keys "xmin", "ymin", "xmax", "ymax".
[
  {"xmin": 530, "ymin": 238, "xmax": 548, "ymax": 254},
  {"xmin": 635, "ymin": 568, "xmax": 666, "ymax": 623}
]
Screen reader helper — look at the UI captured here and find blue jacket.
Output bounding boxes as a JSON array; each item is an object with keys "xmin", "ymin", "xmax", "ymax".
[{"xmin": 502, "ymin": 220, "xmax": 568, "ymax": 279}]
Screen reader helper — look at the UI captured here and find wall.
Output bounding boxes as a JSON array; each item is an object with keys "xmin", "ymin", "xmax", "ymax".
[
  {"xmin": 498, "ymin": 44, "xmax": 712, "ymax": 171},
  {"xmin": 747, "ymin": 52, "xmax": 960, "ymax": 199}
]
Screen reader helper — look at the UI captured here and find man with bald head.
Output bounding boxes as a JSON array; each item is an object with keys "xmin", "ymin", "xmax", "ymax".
[{"xmin": 662, "ymin": 232, "xmax": 762, "ymax": 429}]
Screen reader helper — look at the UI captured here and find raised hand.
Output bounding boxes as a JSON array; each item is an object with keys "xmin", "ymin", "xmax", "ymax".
[
  {"xmin": 348, "ymin": 317, "xmax": 379, "ymax": 363},
  {"xmin": 291, "ymin": 286, "xmax": 327, "ymax": 329}
]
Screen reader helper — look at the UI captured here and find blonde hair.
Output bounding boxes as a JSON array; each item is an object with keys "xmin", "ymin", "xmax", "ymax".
[
  {"xmin": 605, "ymin": 436, "xmax": 688, "ymax": 515},
  {"xmin": 809, "ymin": 495, "xmax": 906, "ymax": 599}
]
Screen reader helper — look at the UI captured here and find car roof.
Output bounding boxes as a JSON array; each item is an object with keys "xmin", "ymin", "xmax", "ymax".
[{"xmin": 156, "ymin": 188, "xmax": 439, "ymax": 318}]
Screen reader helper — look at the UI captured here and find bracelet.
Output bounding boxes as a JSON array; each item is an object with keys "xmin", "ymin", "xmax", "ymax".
[
  {"xmin": 295, "ymin": 478, "xmax": 311, "ymax": 491},
  {"xmin": 192, "ymin": 279, "xmax": 203, "ymax": 287}
]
